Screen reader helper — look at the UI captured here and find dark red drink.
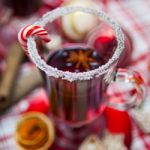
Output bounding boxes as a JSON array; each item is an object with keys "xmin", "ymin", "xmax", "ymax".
[
  {"xmin": 45, "ymin": 45, "xmax": 107, "ymax": 149},
  {"xmin": 47, "ymin": 45, "xmax": 107, "ymax": 124},
  {"xmin": 48, "ymin": 45, "xmax": 106, "ymax": 72}
]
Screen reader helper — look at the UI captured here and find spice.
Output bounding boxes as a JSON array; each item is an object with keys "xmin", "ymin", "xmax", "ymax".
[
  {"xmin": 0, "ymin": 43, "xmax": 24, "ymax": 111},
  {"xmin": 15, "ymin": 112, "xmax": 55, "ymax": 150},
  {"xmin": 67, "ymin": 50, "xmax": 96, "ymax": 70}
]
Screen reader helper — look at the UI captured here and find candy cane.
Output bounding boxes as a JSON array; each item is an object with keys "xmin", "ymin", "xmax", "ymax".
[{"xmin": 18, "ymin": 25, "xmax": 51, "ymax": 52}]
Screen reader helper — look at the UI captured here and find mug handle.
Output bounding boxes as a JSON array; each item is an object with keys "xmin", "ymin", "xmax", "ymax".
[{"xmin": 105, "ymin": 68, "xmax": 146, "ymax": 110}]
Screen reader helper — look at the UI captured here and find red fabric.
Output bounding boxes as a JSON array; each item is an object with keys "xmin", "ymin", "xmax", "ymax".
[{"xmin": 104, "ymin": 107, "xmax": 132, "ymax": 148}]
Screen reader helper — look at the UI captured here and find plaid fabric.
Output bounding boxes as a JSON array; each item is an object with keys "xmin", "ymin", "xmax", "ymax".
[
  {"xmin": 1, "ymin": 0, "xmax": 150, "ymax": 149},
  {"xmin": 103, "ymin": 0, "xmax": 150, "ymax": 149}
]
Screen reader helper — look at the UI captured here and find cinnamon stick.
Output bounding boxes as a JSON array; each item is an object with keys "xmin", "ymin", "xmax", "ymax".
[
  {"xmin": 12, "ymin": 68, "xmax": 43, "ymax": 102},
  {"xmin": 0, "ymin": 43, "xmax": 24, "ymax": 110}
]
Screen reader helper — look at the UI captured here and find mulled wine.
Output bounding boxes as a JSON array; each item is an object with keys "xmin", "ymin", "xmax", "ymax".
[
  {"xmin": 48, "ymin": 45, "xmax": 106, "ymax": 72},
  {"xmin": 46, "ymin": 45, "xmax": 107, "ymax": 125}
]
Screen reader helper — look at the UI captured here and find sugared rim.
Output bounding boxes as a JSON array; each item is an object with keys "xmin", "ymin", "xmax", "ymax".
[{"xmin": 27, "ymin": 6, "xmax": 124, "ymax": 81}]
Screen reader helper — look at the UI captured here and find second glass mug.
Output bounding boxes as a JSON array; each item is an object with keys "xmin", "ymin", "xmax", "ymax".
[{"xmin": 18, "ymin": 7, "xmax": 145, "ymax": 149}]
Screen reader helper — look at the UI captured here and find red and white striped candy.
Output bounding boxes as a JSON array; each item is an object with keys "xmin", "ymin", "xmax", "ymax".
[{"xmin": 18, "ymin": 25, "xmax": 51, "ymax": 52}]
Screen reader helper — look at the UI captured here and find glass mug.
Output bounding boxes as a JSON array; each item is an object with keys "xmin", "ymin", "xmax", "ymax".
[{"xmin": 18, "ymin": 7, "xmax": 145, "ymax": 150}]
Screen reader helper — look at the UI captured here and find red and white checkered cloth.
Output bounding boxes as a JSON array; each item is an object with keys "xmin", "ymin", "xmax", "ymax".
[
  {"xmin": 1, "ymin": 0, "xmax": 150, "ymax": 150},
  {"xmin": 103, "ymin": 0, "xmax": 150, "ymax": 149}
]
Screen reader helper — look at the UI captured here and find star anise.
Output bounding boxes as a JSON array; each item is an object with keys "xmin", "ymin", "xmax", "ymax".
[{"xmin": 66, "ymin": 50, "xmax": 96, "ymax": 70}]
